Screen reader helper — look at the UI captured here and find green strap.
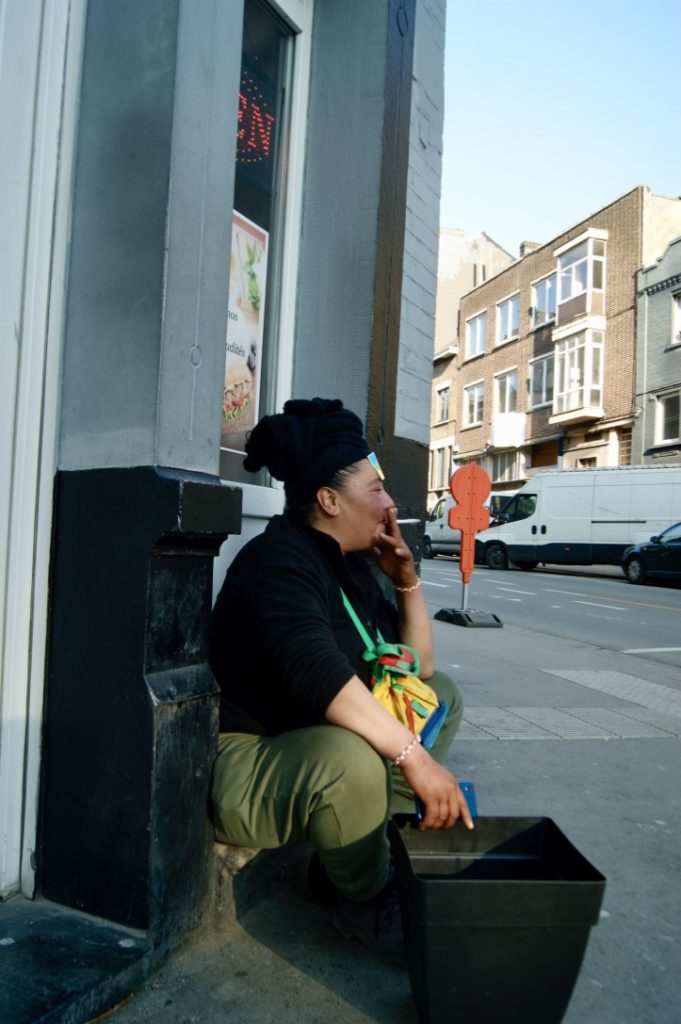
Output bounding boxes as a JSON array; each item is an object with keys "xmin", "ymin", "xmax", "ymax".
[{"xmin": 339, "ymin": 588, "xmax": 383, "ymax": 654}]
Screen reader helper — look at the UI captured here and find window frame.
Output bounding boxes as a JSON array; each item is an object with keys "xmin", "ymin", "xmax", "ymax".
[
  {"xmin": 434, "ymin": 381, "xmax": 451, "ymax": 424},
  {"xmin": 553, "ymin": 328, "xmax": 604, "ymax": 415},
  {"xmin": 496, "ymin": 292, "xmax": 520, "ymax": 346},
  {"xmin": 655, "ymin": 388, "xmax": 681, "ymax": 445},
  {"xmin": 672, "ymin": 291, "xmax": 681, "ymax": 346},
  {"xmin": 491, "ymin": 450, "xmax": 518, "ymax": 484},
  {"xmin": 555, "ymin": 230, "xmax": 607, "ymax": 306},
  {"xmin": 465, "ymin": 310, "xmax": 488, "ymax": 360},
  {"xmin": 494, "ymin": 366, "xmax": 518, "ymax": 414},
  {"xmin": 463, "ymin": 378, "xmax": 485, "ymax": 428},
  {"xmin": 528, "ymin": 353, "xmax": 554, "ymax": 409},
  {"xmin": 531, "ymin": 272, "xmax": 556, "ymax": 328}
]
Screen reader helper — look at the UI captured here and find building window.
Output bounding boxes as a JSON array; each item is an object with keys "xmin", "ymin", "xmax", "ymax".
[
  {"xmin": 532, "ymin": 274, "xmax": 556, "ymax": 327},
  {"xmin": 656, "ymin": 390, "xmax": 680, "ymax": 444},
  {"xmin": 558, "ymin": 237, "xmax": 605, "ymax": 304},
  {"xmin": 435, "ymin": 385, "xmax": 450, "ymax": 423},
  {"xmin": 466, "ymin": 312, "xmax": 487, "ymax": 358},
  {"xmin": 553, "ymin": 330, "xmax": 603, "ymax": 414},
  {"xmin": 491, "ymin": 450, "xmax": 518, "ymax": 483},
  {"xmin": 619, "ymin": 428, "xmax": 632, "ymax": 466},
  {"xmin": 430, "ymin": 446, "xmax": 450, "ymax": 489},
  {"xmin": 529, "ymin": 355, "xmax": 554, "ymax": 408},
  {"xmin": 673, "ymin": 292, "xmax": 681, "ymax": 345},
  {"xmin": 463, "ymin": 381, "xmax": 484, "ymax": 427},
  {"xmin": 495, "ymin": 368, "xmax": 518, "ymax": 413},
  {"xmin": 497, "ymin": 294, "xmax": 520, "ymax": 345},
  {"xmin": 220, "ymin": 0, "xmax": 295, "ymax": 479}
]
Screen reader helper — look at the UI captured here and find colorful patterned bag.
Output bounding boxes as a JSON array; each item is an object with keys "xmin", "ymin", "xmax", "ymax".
[{"xmin": 340, "ymin": 588, "xmax": 447, "ymax": 748}]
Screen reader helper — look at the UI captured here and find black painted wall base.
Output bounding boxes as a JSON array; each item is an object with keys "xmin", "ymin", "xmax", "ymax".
[{"xmin": 39, "ymin": 467, "xmax": 241, "ymax": 955}]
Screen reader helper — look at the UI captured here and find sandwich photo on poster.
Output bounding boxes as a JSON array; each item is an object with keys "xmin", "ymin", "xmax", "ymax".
[{"xmin": 221, "ymin": 211, "xmax": 269, "ymax": 453}]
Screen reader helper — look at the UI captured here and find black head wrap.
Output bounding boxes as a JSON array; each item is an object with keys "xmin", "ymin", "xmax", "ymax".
[{"xmin": 243, "ymin": 397, "xmax": 371, "ymax": 503}]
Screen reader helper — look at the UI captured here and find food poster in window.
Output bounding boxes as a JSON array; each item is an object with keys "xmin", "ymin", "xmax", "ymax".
[{"xmin": 221, "ymin": 211, "xmax": 269, "ymax": 454}]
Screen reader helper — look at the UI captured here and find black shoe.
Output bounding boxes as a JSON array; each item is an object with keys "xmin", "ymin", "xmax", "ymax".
[{"xmin": 332, "ymin": 878, "xmax": 406, "ymax": 965}]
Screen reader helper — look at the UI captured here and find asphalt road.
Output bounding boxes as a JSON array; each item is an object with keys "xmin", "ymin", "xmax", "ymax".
[{"xmin": 421, "ymin": 557, "xmax": 681, "ymax": 671}]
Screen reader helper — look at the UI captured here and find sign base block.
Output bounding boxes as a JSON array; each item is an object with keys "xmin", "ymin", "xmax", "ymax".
[{"xmin": 434, "ymin": 608, "xmax": 503, "ymax": 628}]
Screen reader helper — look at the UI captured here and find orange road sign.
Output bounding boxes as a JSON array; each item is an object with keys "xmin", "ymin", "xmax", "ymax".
[{"xmin": 449, "ymin": 465, "xmax": 491, "ymax": 584}]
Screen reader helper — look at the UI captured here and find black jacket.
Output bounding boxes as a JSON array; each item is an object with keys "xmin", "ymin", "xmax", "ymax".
[{"xmin": 210, "ymin": 514, "xmax": 399, "ymax": 735}]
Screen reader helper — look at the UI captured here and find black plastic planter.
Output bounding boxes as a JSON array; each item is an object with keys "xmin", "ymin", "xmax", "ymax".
[{"xmin": 389, "ymin": 816, "xmax": 606, "ymax": 1024}]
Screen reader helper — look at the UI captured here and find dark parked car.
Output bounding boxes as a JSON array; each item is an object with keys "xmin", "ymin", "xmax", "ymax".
[{"xmin": 621, "ymin": 522, "xmax": 681, "ymax": 584}]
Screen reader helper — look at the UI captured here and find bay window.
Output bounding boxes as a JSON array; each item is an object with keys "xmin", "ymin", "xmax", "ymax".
[
  {"xmin": 557, "ymin": 234, "xmax": 606, "ymax": 305},
  {"xmin": 553, "ymin": 329, "xmax": 603, "ymax": 416}
]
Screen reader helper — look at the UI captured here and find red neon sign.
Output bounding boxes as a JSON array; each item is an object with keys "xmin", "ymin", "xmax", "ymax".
[{"xmin": 237, "ymin": 68, "xmax": 276, "ymax": 165}]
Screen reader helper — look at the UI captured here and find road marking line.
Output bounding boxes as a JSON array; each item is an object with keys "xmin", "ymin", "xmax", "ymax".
[
  {"xmin": 573, "ymin": 600, "xmax": 627, "ymax": 611},
  {"xmin": 544, "ymin": 588, "xmax": 587, "ymax": 596},
  {"xmin": 421, "ymin": 580, "xmax": 448, "ymax": 587},
  {"xmin": 623, "ymin": 647, "xmax": 681, "ymax": 654},
  {"xmin": 542, "ymin": 588, "xmax": 680, "ymax": 612},
  {"xmin": 494, "ymin": 588, "xmax": 536, "ymax": 595}
]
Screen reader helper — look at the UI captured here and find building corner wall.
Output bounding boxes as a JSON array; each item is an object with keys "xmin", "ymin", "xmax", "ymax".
[{"xmin": 396, "ymin": 0, "xmax": 446, "ymax": 451}]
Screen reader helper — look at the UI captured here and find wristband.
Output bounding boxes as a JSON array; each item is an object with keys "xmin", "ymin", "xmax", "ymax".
[
  {"xmin": 392, "ymin": 734, "xmax": 422, "ymax": 767},
  {"xmin": 394, "ymin": 578, "xmax": 421, "ymax": 593}
]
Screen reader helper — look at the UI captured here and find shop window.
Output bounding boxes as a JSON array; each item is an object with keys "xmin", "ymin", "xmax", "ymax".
[
  {"xmin": 220, "ymin": 0, "xmax": 294, "ymax": 481},
  {"xmin": 496, "ymin": 294, "xmax": 519, "ymax": 345},
  {"xmin": 465, "ymin": 311, "xmax": 487, "ymax": 358}
]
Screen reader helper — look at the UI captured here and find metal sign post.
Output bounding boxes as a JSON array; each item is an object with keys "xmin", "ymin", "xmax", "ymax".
[{"xmin": 434, "ymin": 465, "xmax": 503, "ymax": 628}]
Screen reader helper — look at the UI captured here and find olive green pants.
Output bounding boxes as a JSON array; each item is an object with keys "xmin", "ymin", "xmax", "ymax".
[{"xmin": 211, "ymin": 671, "xmax": 463, "ymax": 902}]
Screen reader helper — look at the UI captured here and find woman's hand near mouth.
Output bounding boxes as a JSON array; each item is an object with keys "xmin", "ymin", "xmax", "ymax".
[
  {"xmin": 371, "ymin": 507, "xmax": 418, "ymax": 588},
  {"xmin": 371, "ymin": 507, "xmax": 433, "ymax": 678}
]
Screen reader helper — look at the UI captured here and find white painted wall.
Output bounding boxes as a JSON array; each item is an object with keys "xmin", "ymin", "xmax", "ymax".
[{"xmin": 0, "ymin": 0, "xmax": 85, "ymax": 896}]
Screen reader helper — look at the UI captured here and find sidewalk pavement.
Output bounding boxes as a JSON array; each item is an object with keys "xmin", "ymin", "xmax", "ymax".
[{"xmin": 99, "ymin": 616, "xmax": 681, "ymax": 1024}]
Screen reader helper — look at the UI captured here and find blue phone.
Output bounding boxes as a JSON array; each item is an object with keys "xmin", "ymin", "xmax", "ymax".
[{"xmin": 415, "ymin": 779, "xmax": 478, "ymax": 822}]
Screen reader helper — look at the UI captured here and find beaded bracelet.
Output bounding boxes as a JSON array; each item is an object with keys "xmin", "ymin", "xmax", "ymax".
[
  {"xmin": 394, "ymin": 578, "xmax": 421, "ymax": 593},
  {"xmin": 392, "ymin": 734, "xmax": 422, "ymax": 767}
]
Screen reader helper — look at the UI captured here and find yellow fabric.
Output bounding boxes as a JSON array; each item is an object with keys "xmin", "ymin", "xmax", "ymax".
[{"xmin": 371, "ymin": 672, "xmax": 440, "ymax": 735}]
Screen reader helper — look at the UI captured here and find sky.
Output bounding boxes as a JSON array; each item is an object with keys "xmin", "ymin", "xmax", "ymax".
[{"xmin": 440, "ymin": 0, "xmax": 681, "ymax": 257}]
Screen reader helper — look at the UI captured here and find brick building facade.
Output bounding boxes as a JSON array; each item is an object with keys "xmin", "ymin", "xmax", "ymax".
[
  {"xmin": 450, "ymin": 186, "xmax": 681, "ymax": 489},
  {"xmin": 633, "ymin": 236, "xmax": 681, "ymax": 464},
  {"xmin": 428, "ymin": 230, "xmax": 513, "ymax": 507}
]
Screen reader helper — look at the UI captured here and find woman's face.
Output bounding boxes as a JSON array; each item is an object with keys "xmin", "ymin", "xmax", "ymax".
[{"xmin": 333, "ymin": 458, "xmax": 395, "ymax": 552}]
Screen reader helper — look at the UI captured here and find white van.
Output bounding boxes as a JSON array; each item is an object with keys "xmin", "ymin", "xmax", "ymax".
[
  {"xmin": 474, "ymin": 466, "xmax": 681, "ymax": 570},
  {"xmin": 423, "ymin": 491, "xmax": 515, "ymax": 559}
]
